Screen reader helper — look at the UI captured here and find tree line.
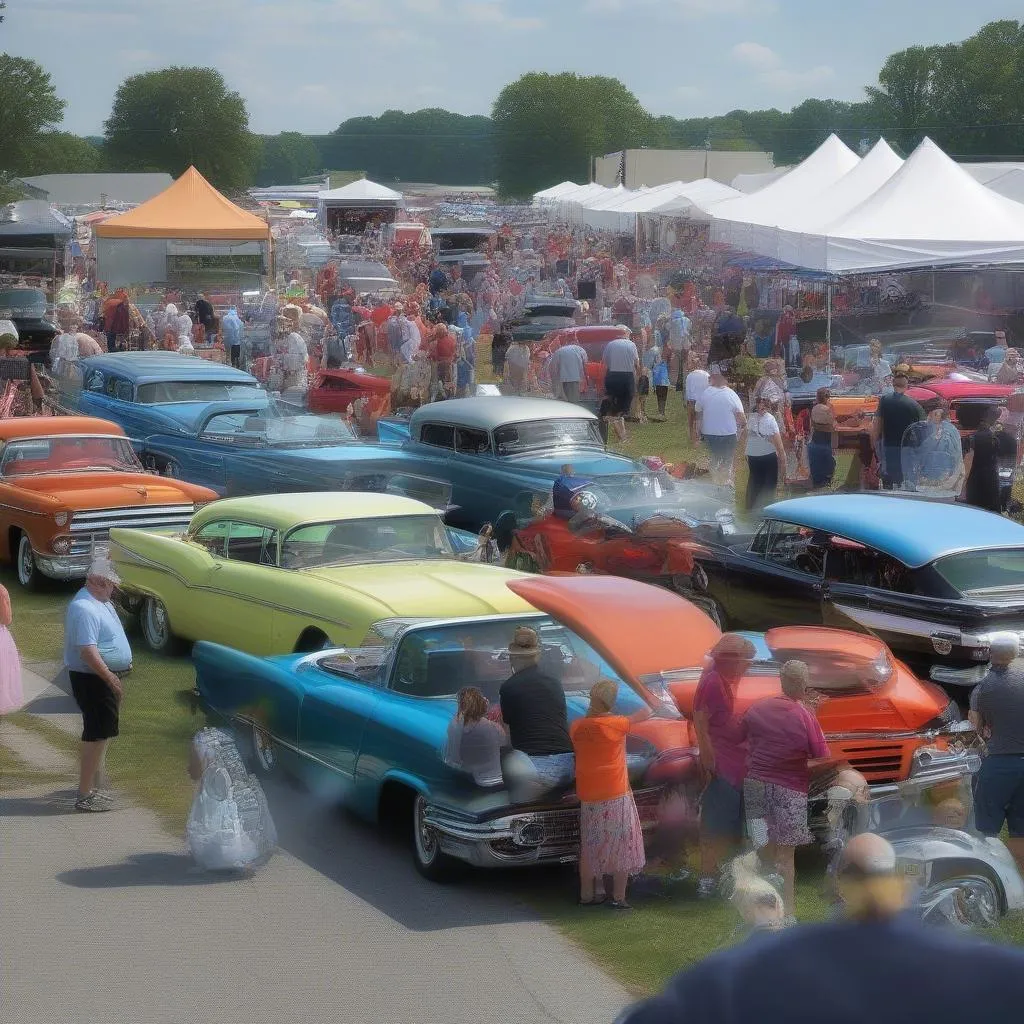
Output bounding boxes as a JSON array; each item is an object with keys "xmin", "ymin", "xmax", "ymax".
[{"xmin": 0, "ymin": 18, "xmax": 1020, "ymax": 200}]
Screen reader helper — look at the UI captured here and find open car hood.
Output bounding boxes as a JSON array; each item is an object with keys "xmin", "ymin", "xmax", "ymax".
[{"xmin": 507, "ymin": 575, "xmax": 720, "ymax": 689}]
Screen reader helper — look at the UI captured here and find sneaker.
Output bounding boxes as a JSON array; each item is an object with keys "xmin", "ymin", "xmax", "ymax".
[
  {"xmin": 74, "ymin": 792, "xmax": 112, "ymax": 813},
  {"xmin": 696, "ymin": 876, "xmax": 717, "ymax": 900}
]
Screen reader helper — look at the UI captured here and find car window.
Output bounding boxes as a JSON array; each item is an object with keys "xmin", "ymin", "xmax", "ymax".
[
  {"xmin": 281, "ymin": 515, "xmax": 453, "ymax": 569},
  {"xmin": 193, "ymin": 521, "xmax": 229, "ymax": 557},
  {"xmin": 762, "ymin": 522, "xmax": 826, "ymax": 576},
  {"xmin": 85, "ymin": 369, "xmax": 105, "ymax": 392},
  {"xmin": 934, "ymin": 548, "xmax": 1024, "ymax": 594},
  {"xmin": 225, "ymin": 523, "xmax": 279, "ymax": 566},
  {"xmin": 419, "ymin": 423, "xmax": 454, "ymax": 449},
  {"xmin": 825, "ymin": 539, "xmax": 913, "ymax": 593},
  {"xmin": 455, "ymin": 427, "xmax": 491, "ymax": 455}
]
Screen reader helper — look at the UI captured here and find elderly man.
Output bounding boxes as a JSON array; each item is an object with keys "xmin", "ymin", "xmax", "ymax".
[
  {"xmin": 741, "ymin": 660, "xmax": 830, "ymax": 923},
  {"xmin": 695, "ymin": 364, "xmax": 746, "ymax": 486},
  {"xmin": 63, "ymin": 557, "xmax": 132, "ymax": 812},
  {"xmin": 499, "ymin": 626, "xmax": 574, "ymax": 790},
  {"xmin": 969, "ymin": 632, "xmax": 1024, "ymax": 874},
  {"xmin": 693, "ymin": 633, "xmax": 756, "ymax": 899},
  {"xmin": 549, "ymin": 340, "xmax": 588, "ymax": 403},
  {"xmin": 618, "ymin": 832, "xmax": 1024, "ymax": 1024}
]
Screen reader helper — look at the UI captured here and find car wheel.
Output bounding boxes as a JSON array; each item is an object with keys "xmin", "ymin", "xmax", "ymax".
[
  {"xmin": 412, "ymin": 794, "xmax": 460, "ymax": 882},
  {"xmin": 250, "ymin": 723, "xmax": 278, "ymax": 777},
  {"xmin": 140, "ymin": 596, "xmax": 182, "ymax": 654},
  {"xmin": 919, "ymin": 872, "xmax": 1003, "ymax": 929},
  {"xmin": 15, "ymin": 533, "xmax": 41, "ymax": 590}
]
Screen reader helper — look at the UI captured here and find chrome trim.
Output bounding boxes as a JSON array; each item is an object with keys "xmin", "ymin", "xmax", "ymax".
[
  {"xmin": 831, "ymin": 603, "xmax": 961, "ymax": 643},
  {"xmin": 231, "ymin": 713, "xmax": 355, "ymax": 779}
]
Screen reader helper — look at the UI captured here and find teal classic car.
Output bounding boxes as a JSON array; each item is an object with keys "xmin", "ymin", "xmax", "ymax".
[{"xmin": 193, "ymin": 574, "xmax": 705, "ymax": 879}]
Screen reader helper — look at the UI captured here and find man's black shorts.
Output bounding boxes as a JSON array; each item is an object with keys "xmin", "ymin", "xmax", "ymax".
[
  {"xmin": 604, "ymin": 370, "xmax": 636, "ymax": 415},
  {"xmin": 69, "ymin": 670, "xmax": 120, "ymax": 742}
]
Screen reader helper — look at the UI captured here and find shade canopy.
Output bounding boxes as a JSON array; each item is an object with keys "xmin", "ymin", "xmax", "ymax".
[
  {"xmin": 95, "ymin": 167, "xmax": 270, "ymax": 240},
  {"xmin": 533, "ymin": 181, "xmax": 581, "ymax": 200},
  {"xmin": 318, "ymin": 178, "xmax": 403, "ymax": 206},
  {"xmin": 0, "ymin": 200, "xmax": 73, "ymax": 242},
  {"xmin": 648, "ymin": 178, "xmax": 742, "ymax": 216}
]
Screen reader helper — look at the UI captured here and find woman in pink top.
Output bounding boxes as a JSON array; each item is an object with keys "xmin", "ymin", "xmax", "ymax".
[{"xmin": 741, "ymin": 659, "xmax": 830, "ymax": 922}]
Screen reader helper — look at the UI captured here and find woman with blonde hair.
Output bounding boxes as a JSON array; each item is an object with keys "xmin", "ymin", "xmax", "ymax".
[{"xmin": 570, "ymin": 679, "xmax": 649, "ymax": 909}]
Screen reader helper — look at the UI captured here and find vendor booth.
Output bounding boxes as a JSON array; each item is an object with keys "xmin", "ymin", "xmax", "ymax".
[
  {"xmin": 0, "ymin": 200, "xmax": 73, "ymax": 285},
  {"xmin": 318, "ymin": 179, "xmax": 403, "ymax": 236},
  {"xmin": 94, "ymin": 167, "xmax": 271, "ymax": 290}
]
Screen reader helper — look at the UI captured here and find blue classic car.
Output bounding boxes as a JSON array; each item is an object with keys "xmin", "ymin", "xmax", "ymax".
[
  {"xmin": 193, "ymin": 574, "xmax": 700, "ymax": 880},
  {"xmin": 689, "ymin": 493, "xmax": 1024, "ymax": 691}
]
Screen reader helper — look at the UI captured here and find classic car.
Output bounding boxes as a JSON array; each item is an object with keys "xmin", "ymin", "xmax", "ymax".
[
  {"xmin": 375, "ymin": 398, "xmax": 663, "ymax": 534},
  {"xmin": 0, "ymin": 286, "xmax": 58, "ymax": 362},
  {"xmin": 907, "ymin": 376, "xmax": 1015, "ymax": 434},
  {"xmin": 661, "ymin": 625, "xmax": 969, "ymax": 790},
  {"xmin": 109, "ymin": 491, "xmax": 533, "ymax": 656},
  {"xmin": 192, "ymin": 574, "xmax": 708, "ymax": 879},
  {"xmin": 0, "ymin": 416, "xmax": 215, "ymax": 589},
  {"xmin": 509, "ymin": 297, "xmax": 578, "ymax": 345},
  {"xmin": 688, "ymin": 493, "xmax": 1024, "ymax": 692},
  {"xmin": 307, "ymin": 366, "xmax": 392, "ymax": 427},
  {"xmin": 334, "ymin": 260, "xmax": 401, "ymax": 296},
  {"xmin": 535, "ymin": 324, "xmax": 632, "ymax": 406},
  {"xmin": 431, "ymin": 227, "xmax": 495, "ymax": 280},
  {"xmin": 787, "ymin": 374, "xmax": 884, "ymax": 447}
]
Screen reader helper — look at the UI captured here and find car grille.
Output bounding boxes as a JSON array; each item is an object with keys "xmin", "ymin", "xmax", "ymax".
[
  {"xmin": 840, "ymin": 744, "xmax": 905, "ymax": 785},
  {"xmin": 69, "ymin": 504, "xmax": 194, "ymax": 556},
  {"xmin": 520, "ymin": 787, "xmax": 665, "ymax": 852}
]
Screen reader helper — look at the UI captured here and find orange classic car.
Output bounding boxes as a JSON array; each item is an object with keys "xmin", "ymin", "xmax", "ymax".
[{"xmin": 0, "ymin": 416, "xmax": 216, "ymax": 588}]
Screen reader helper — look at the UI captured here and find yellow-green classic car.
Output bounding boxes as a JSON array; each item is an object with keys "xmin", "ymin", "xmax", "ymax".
[{"xmin": 108, "ymin": 492, "xmax": 532, "ymax": 655}]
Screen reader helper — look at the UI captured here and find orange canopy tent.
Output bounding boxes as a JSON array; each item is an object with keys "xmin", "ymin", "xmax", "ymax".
[{"xmin": 94, "ymin": 167, "xmax": 270, "ymax": 241}]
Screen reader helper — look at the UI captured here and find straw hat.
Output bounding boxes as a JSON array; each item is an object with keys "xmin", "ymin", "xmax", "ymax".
[
  {"xmin": 509, "ymin": 626, "xmax": 541, "ymax": 656},
  {"xmin": 709, "ymin": 634, "xmax": 757, "ymax": 660}
]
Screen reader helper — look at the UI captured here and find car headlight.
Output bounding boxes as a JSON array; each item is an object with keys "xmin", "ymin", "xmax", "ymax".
[
  {"xmin": 53, "ymin": 512, "xmax": 69, "ymax": 527},
  {"xmin": 50, "ymin": 535, "xmax": 72, "ymax": 555},
  {"xmin": 920, "ymin": 701, "xmax": 962, "ymax": 733}
]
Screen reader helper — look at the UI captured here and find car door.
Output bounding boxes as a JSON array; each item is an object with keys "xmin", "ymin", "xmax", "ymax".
[
  {"xmin": 79, "ymin": 373, "xmax": 150, "ymax": 446},
  {"xmin": 143, "ymin": 431, "xmax": 228, "ymax": 493},
  {"xmin": 723, "ymin": 520, "xmax": 828, "ymax": 630},
  {"xmin": 449, "ymin": 426, "xmax": 502, "ymax": 528}
]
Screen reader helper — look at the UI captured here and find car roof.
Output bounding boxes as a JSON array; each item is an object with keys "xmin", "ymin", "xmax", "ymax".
[
  {"xmin": 0, "ymin": 416, "xmax": 126, "ymax": 440},
  {"xmin": 190, "ymin": 492, "xmax": 437, "ymax": 533},
  {"xmin": 763, "ymin": 494, "xmax": 1024, "ymax": 568},
  {"xmin": 79, "ymin": 352, "xmax": 259, "ymax": 386},
  {"xmin": 410, "ymin": 397, "xmax": 596, "ymax": 432}
]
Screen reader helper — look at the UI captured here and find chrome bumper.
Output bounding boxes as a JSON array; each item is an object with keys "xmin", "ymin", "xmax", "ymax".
[
  {"xmin": 34, "ymin": 551, "xmax": 94, "ymax": 581},
  {"xmin": 868, "ymin": 746, "xmax": 980, "ymax": 797}
]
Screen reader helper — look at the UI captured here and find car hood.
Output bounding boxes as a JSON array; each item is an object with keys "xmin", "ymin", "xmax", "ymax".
[
  {"xmin": 501, "ymin": 450, "xmax": 638, "ymax": 477},
  {"xmin": 302, "ymin": 561, "xmax": 534, "ymax": 618},
  {"xmin": 7, "ymin": 472, "xmax": 210, "ymax": 507},
  {"xmin": 508, "ymin": 575, "xmax": 721, "ymax": 690}
]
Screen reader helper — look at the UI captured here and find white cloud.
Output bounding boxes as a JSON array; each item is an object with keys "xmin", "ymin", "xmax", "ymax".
[
  {"xmin": 731, "ymin": 42, "xmax": 780, "ymax": 70},
  {"xmin": 460, "ymin": 0, "xmax": 543, "ymax": 30},
  {"xmin": 760, "ymin": 66, "xmax": 836, "ymax": 90}
]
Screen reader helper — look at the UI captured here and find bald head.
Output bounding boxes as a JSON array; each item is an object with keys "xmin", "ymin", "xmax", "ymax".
[{"xmin": 839, "ymin": 832, "xmax": 897, "ymax": 877}]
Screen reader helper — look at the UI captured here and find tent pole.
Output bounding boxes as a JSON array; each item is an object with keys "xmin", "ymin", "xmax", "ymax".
[{"xmin": 826, "ymin": 281, "xmax": 832, "ymax": 368}]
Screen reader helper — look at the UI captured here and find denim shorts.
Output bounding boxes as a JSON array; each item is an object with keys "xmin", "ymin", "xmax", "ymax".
[
  {"xmin": 529, "ymin": 752, "xmax": 576, "ymax": 789},
  {"xmin": 974, "ymin": 755, "xmax": 1024, "ymax": 837},
  {"xmin": 700, "ymin": 774, "xmax": 744, "ymax": 839}
]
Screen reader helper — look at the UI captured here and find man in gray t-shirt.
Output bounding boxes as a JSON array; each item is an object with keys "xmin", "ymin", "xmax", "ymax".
[{"xmin": 969, "ymin": 632, "xmax": 1024, "ymax": 873}]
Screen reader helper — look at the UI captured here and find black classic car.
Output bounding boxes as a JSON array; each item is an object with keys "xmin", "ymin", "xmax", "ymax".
[
  {"xmin": 509, "ymin": 296, "xmax": 578, "ymax": 344},
  {"xmin": 689, "ymin": 494, "xmax": 1024, "ymax": 692},
  {"xmin": 0, "ymin": 287, "xmax": 58, "ymax": 362}
]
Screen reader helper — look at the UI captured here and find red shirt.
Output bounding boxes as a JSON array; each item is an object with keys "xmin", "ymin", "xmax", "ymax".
[
  {"xmin": 693, "ymin": 667, "xmax": 747, "ymax": 788},
  {"xmin": 741, "ymin": 696, "xmax": 829, "ymax": 793},
  {"xmin": 434, "ymin": 331, "xmax": 456, "ymax": 361}
]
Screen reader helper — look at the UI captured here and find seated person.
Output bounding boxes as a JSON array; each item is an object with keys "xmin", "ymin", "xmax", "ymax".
[
  {"xmin": 443, "ymin": 686, "xmax": 505, "ymax": 787},
  {"xmin": 552, "ymin": 464, "xmax": 596, "ymax": 520},
  {"xmin": 499, "ymin": 626, "xmax": 575, "ymax": 793}
]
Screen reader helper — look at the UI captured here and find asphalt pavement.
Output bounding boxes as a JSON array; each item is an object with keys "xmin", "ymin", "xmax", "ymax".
[{"xmin": 0, "ymin": 666, "xmax": 631, "ymax": 1024}]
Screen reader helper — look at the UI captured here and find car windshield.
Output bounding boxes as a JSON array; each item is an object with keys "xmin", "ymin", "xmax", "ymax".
[
  {"xmin": 281, "ymin": 514, "xmax": 454, "ymax": 568},
  {"xmin": 381, "ymin": 615, "xmax": 656, "ymax": 710},
  {"xmin": 933, "ymin": 548, "xmax": 1024, "ymax": 595},
  {"xmin": 494, "ymin": 418, "xmax": 603, "ymax": 454},
  {"xmin": 200, "ymin": 412, "xmax": 357, "ymax": 447},
  {"xmin": 136, "ymin": 380, "xmax": 266, "ymax": 404},
  {"xmin": 0, "ymin": 289, "xmax": 46, "ymax": 317},
  {"xmin": 0, "ymin": 434, "xmax": 143, "ymax": 477}
]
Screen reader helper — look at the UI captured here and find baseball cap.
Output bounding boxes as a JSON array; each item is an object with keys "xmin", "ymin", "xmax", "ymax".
[{"xmin": 87, "ymin": 556, "xmax": 121, "ymax": 585}]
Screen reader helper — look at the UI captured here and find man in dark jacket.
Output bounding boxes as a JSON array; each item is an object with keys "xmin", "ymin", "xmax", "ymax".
[{"xmin": 617, "ymin": 832, "xmax": 1024, "ymax": 1024}]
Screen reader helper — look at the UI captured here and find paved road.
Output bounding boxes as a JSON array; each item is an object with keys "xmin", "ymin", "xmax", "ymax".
[{"xmin": 1, "ymin": 667, "xmax": 631, "ymax": 1024}]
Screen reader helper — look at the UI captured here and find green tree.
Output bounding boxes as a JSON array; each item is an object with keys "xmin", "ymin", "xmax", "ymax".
[
  {"xmin": 492, "ymin": 73, "xmax": 655, "ymax": 197},
  {"xmin": 19, "ymin": 132, "xmax": 102, "ymax": 174},
  {"xmin": 255, "ymin": 132, "xmax": 321, "ymax": 186},
  {"xmin": 0, "ymin": 53, "xmax": 65, "ymax": 173},
  {"xmin": 103, "ymin": 67, "xmax": 259, "ymax": 190}
]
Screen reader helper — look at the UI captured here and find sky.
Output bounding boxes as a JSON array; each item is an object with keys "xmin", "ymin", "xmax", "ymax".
[{"xmin": 4, "ymin": 0, "xmax": 1022, "ymax": 136}]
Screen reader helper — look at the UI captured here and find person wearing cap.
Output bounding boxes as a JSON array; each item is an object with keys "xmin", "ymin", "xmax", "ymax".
[
  {"xmin": 969, "ymin": 632, "xmax": 1024, "ymax": 874},
  {"xmin": 499, "ymin": 626, "xmax": 575, "ymax": 791},
  {"xmin": 871, "ymin": 368, "xmax": 924, "ymax": 489},
  {"xmin": 63, "ymin": 557, "xmax": 132, "ymax": 812},
  {"xmin": 693, "ymin": 633, "xmax": 756, "ymax": 899},
  {"xmin": 617, "ymin": 831, "xmax": 1024, "ymax": 1024},
  {"xmin": 695, "ymin": 365, "xmax": 746, "ymax": 486},
  {"xmin": 741, "ymin": 660, "xmax": 830, "ymax": 923}
]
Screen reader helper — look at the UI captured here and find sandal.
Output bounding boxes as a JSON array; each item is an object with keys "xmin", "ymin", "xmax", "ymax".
[{"xmin": 607, "ymin": 899, "xmax": 633, "ymax": 911}]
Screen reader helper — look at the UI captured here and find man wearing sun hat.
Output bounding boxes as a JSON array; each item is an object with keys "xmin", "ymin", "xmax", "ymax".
[{"xmin": 63, "ymin": 555, "xmax": 132, "ymax": 812}]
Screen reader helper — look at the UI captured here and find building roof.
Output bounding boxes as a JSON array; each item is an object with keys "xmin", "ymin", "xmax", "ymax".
[
  {"xmin": 80, "ymin": 351, "xmax": 260, "ymax": 385},
  {"xmin": 0, "ymin": 201, "xmax": 74, "ymax": 240},
  {"xmin": 94, "ymin": 167, "xmax": 270, "ymax": 240},
  {"xmin": 191, "ymin": 492, "xmax": 435, "ymax": 533},
  {"xmin": 763, "ymin": 494, "xmax": 1024, "ymax": 568},
  {"xmin": 410, "ymin": 397, "xmax": 596, "ymax": 433},
  {"xmin": 18, "ymin": 173, "xmax": 175, "ymax": 207}
]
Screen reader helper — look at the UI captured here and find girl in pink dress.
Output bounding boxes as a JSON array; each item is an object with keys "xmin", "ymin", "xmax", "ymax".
[{"xmin": 0, "ymin": 583, "xmax": 23, "ymax": 714}]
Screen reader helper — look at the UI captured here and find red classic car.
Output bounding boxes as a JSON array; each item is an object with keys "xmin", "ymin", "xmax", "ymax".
[
  {"xmin": 907, "ymin": 375, "xmax": 1015, "ymax": 435},
  {"xmin": 307, "ymin": 367, "xmax": 392, "ymax": 432},
  {"xmin": 536, "ymin": 324, "xmax": 632, "ymax": 402}
]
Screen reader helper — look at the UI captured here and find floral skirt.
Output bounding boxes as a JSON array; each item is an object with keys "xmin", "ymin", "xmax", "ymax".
[{"xmin": 579, "ymin": 792, "xmax": 646, "ymax": 877}]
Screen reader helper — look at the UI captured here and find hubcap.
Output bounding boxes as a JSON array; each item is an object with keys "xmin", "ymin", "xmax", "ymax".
[
  {"xmin": 144, "ymin": 599, "xmax": 168, "ymax": 647},
  {"xmin": 414, "ymin": 796, "xmax": 437, "ymax": 864},
  {"xmin": 17, "ymin": 537, "xmax": 34, "ymax": 585},
  {"xmin": 253, "ymin": 725, "xmax": 275, "ymax": 772}
]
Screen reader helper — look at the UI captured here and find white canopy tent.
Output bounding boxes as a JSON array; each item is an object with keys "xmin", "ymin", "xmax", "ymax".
[
  {"xmin": 709, "ymin": 134, "xmax": 861, "ymax": 251},
  {"xmin": 533, "ymin": 181, "xmax": 583, "ymax": 201},
  {"xmin": 575, "ymin": 181, "xmax": 694, "ymax": 231},
  {"xmin": 647, "ymin": 178, "xmax": 743, "ymax": 217},
  {"xmin": 318, "ymin": 178, "xmax": 403, "ymax": 206},
  {"xmin": 981, "ymin": 168, "xmax": 1024, "ymax": 205}
]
